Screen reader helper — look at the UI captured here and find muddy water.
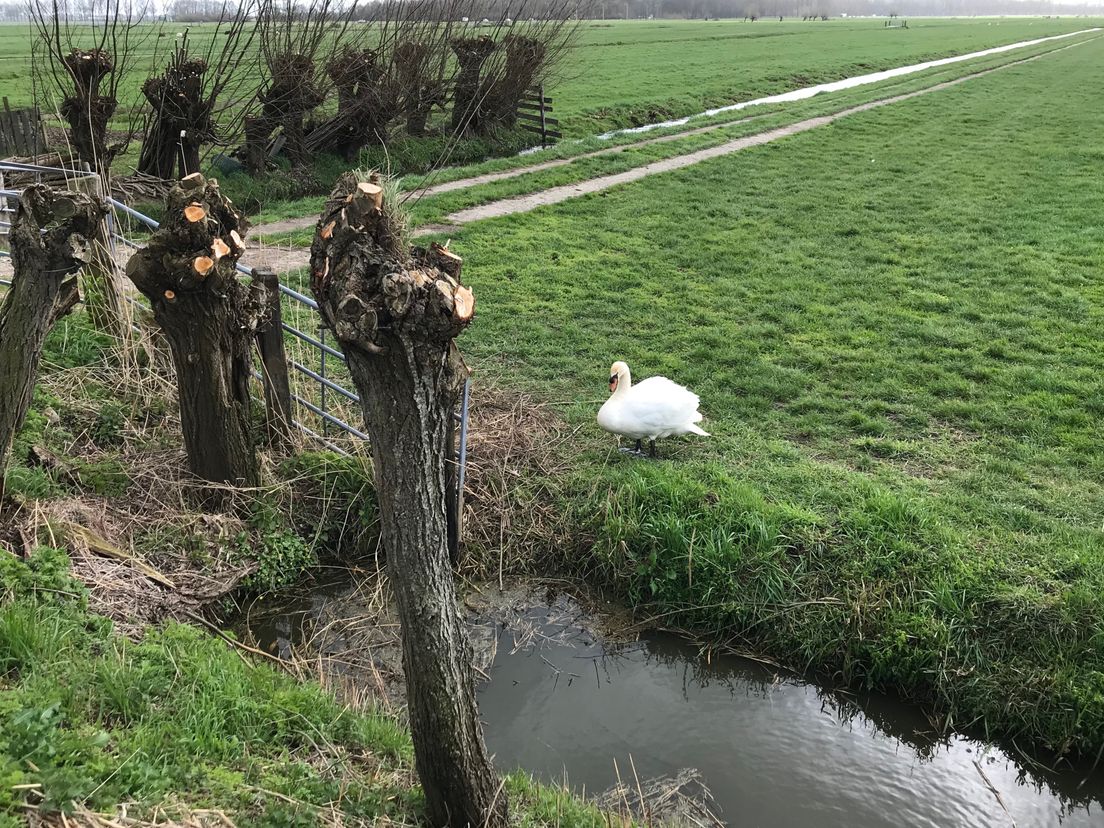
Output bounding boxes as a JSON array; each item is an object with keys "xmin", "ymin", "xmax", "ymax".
[{"xmin": 241, "ymin": 583, "xmax": 1104, "ymax": 827}]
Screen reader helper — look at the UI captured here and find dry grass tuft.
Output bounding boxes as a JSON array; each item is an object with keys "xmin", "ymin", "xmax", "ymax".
[
  {"xmin": 595, "ymin": 766, "xmax": 724, "ymax": 828},
  {"xmin": 458, "ymin": 382, "xmax": 578, "ymax": 583},
  {"xmin": 6, "ymin": 361, "xmax": 301, "ymax": 635}
]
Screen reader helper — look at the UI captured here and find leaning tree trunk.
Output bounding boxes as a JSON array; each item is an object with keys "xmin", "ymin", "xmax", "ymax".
[
  {"xmin": 0, "ymin": 185, "xmax": 105, "ymax": 499},
  {"xmin": 125, "ymin": 173, "xmax": 265, "ymax": 496},
  {"xmin": 310, "ymin": 174, "xmax": 505, "ymax": 828}
]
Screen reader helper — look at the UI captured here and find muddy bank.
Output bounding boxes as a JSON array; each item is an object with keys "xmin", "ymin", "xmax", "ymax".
[{"xmin": 236, "ymin": 572, "xmax": 629, "ymax": 710}]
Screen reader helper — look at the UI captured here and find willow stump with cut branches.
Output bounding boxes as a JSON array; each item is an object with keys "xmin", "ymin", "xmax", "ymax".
[
  {"xmin": 138, "ymin": 52, "xmax": 214, "ymax": 179},
  {"xmin": 0, "ymin": 185, "xmax": 105, "ymax": 499},
  {"xmin": 450, "ymin": 36, "xmax": 497, "ymax": 135},
  {"xmin": 309, "ymin": 174, "xmax": 504, "ymax": 828},
  {"xmin": 58, "ymin": 48, "xmax": 120, "ymax": 169},
  {"xmin": 125, "ymin": 173, "xmax": 265, "ymax": 495}
]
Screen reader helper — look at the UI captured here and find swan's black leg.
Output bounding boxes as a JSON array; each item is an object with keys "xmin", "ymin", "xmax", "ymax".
[
  {"xmin": 649, "ymin": 439, "xmax": 658, "ymax": 458},
  {"xmin": 619, "ymin": 439, "xmax": 645, "ymax": 457}
]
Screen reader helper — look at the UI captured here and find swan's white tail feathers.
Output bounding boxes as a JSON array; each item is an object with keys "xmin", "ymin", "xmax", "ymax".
[{"xmin": 687, "ymin": 423, "xmax": 710, "ymax": 437}]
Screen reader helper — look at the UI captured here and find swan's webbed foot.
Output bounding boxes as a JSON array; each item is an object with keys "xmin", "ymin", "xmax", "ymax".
[{"xmin": 619, "ymin": 439, "xmax": 646, "ymax": 458}]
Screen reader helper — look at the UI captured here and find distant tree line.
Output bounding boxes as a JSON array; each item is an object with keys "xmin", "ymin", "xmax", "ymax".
[{"xmin": 3, "ymin": 0, "xmax": 1103, "ymax": 21}]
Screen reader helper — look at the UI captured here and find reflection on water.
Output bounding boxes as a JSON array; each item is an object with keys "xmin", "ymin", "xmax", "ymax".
[
  {"xmin": 478, "ymin": 606, "xmax": 1104, "ymax": 828},
  {"xmin": 240, "ymin": 584, "xmax": 1104, "ymax": 828}
]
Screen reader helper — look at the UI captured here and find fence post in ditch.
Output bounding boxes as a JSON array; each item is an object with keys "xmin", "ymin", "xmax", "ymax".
[{"xmin": 254, "ymin": 268, "xmax": 293, "ymax": 444}]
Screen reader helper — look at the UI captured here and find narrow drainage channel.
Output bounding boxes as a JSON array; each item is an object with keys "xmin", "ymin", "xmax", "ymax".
[
  {"xmin": 597, "ymin": 27, "xmax": 1102, "ymax": 140},
  {"xmin": 239, "ymin": 578, "xmax": 1104, "ymax": 828}
]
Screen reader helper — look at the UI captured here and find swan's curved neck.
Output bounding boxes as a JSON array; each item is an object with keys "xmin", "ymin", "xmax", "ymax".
[{"xmin": 613, "ymin": 368, "xmax": 632, "ymax": 397}]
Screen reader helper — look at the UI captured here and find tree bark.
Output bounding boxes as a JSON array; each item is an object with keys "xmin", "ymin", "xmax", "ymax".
[
  {"xmin": 0, "ymin": 185, "xmax": 106, "ymax": 499},
  {"xmin": 309, "ymin": 174, "xmax": 504, "ymax": 828},
  {"xmin": 59, "ymin": 49, "xmax": 120, "ymax": 170},
  {"xmin": 450, "ymin": 37, "xmax": 497, "ymax": 136},
  {"xmin": 125, "ymin": 173, "xmax": 265, "ymax": 497},
  {"xmin": 241, "ymin": 115, "xmax": 273, "ymax": 176}
]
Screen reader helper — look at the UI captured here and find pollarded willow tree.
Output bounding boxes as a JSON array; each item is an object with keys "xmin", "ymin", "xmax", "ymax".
[
  {"xmin": 29, "ymin": 0, "xmax": 150, "ymax": 171},
  {"xmin": 138, "ymin": 7, "xmax": 258, "ymax": 180},
  {"xmin": 309, "ymin": 173, "xmax": 503, "ymax": 828},
  {"xmin": 0, "ymin": 186, "xmax": 106, "ymax": 500},
  {"xmin": 393, "ymin": 40, "xmax": 448, "ymax": 138},
  {"xmin": 448, "ymin": 3, "xmax": 580, "ymax": 137},
  {"xmin": 242, "ymin": 0, "xmax": 357, "ymax": 173},
  {"xmin": 125, "ymin": 174, "xmax": 266, "ymax": 497}
]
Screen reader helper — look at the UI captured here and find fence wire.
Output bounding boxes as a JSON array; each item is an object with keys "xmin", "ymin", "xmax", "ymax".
[{"xmin": 0, "ymin": 162, "xmax": 471, "ymax": 471}]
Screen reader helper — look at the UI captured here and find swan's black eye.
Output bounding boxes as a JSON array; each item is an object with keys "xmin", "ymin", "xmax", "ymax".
[{"xmin": 609, "ymin": 376, "xmax": 617, "ymax": 384}]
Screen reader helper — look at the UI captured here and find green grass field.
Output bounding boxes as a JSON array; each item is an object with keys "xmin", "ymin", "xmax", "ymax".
[
  {"xmin": 555, "ymin": 16, "xmax": 1102, "ymax": 134},
  {"xmin": 1, "ymin": 17, "xmax": 1098, "ymax": 137},
  {"xmin": 441, "ymin": 35, "xmax": 1104, "ymax": 757},
  {"xmin": 5, "ymin": 13, "xmax": 1104, "ymax": 821}
]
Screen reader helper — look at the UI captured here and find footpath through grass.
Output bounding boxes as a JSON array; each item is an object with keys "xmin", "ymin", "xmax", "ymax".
[
  {"xmin": 450, "ymin": 36, "xmax": 1104, "ymax": 757},
  {"xmin": 255, "ymin": 30, "xmax": 1104, "ymax": 247}
]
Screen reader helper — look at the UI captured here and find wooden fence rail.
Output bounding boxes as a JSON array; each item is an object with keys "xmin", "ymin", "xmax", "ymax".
[
  {"xmin": 0, "ymin": 98, "xmax": 44, "ymax": 158},
  {"xmin": 516, "ymin": 84, "xmax": 560, "ymax": 148}
]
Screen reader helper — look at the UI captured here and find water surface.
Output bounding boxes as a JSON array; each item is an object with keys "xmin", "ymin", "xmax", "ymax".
[{"xmin": 242, "ymin": 584, "xmax": 1104, "ymax": 827}]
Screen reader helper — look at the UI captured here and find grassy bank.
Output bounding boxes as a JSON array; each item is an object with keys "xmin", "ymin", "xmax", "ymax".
[
  {"xmin": 444, "ymin": 35, "xmax": 1104, "ymax": 757},
  {"xmin": 0, "ymin": 548, "xmax": 609, "ymax": 826},
  {"xmin": 0, "ymin": 311, "xmax": 611, "ymax": 824}
]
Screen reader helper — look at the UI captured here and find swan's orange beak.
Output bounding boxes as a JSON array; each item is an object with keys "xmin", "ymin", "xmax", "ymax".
[{"xmin": 609, "ymin": 375, "xmax": 618, "ymax": 393}]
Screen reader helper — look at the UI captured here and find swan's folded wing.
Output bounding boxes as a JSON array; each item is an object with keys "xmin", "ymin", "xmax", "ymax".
[
  {"xmin": 633, "ymin": 376, "xmax": 701, "ymax": 408},
  {"xmin": 621, "ymin": 378, "xmax": 703, "ymax": 430}
]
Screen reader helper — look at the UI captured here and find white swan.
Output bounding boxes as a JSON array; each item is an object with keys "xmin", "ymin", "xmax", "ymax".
[{"xmin": 597, "ymin": 361, "xmax": 709, "ymax": 457}]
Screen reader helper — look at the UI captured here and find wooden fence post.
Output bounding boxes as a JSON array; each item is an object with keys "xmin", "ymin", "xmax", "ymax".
[
  {"xmin": 254, "ymin": 268, "xmax": 293, "ymax": 444},
  {"xmin": 67, "ymin": 167, "xmax": 126, "ymax": 341},
  {"xmin": 538, "ymin": 84, "xmax": 548, "ymax": 148}
]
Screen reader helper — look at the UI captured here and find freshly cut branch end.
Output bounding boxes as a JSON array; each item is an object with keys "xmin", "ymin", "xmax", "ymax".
[
  {"xmin": 184, "ymin": 203, "xmax": 207, "ymax": 223},
  {"xmin": 164, "ymin": 289, "xmax": 176, "ymax": 301},
  {"xmin": 211, "ymin": 238, "xmax": 231, "ymax": 260},
  {"xmin": 181, "ymin": 172, "xmax": 206, "ymax": 192},
  {"xmin": 453, "ymin": 285, "xmax": 475, "ymax": 322},
  {"xmin": 194, "ymin": 256, "xmax": 215, "ymax": 277},
  {"xmin": 356, "ymin": 181, "xmax": 384, "ymax": 210}
]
